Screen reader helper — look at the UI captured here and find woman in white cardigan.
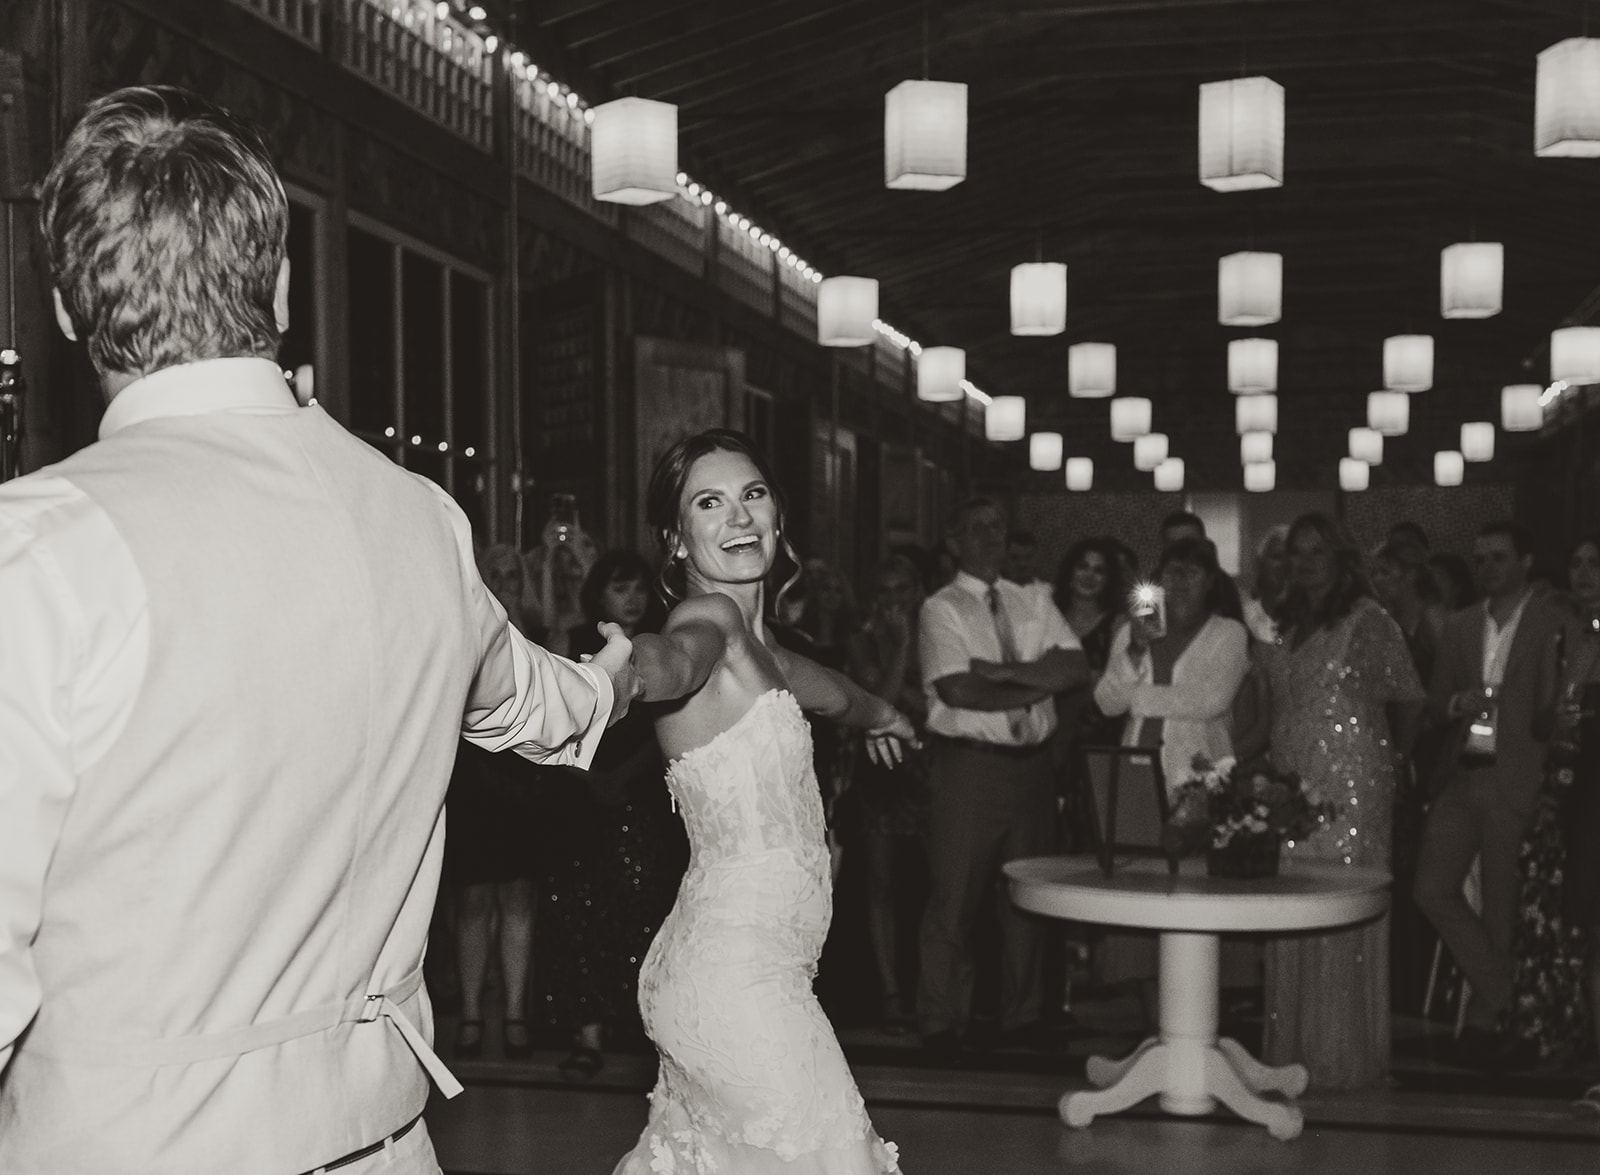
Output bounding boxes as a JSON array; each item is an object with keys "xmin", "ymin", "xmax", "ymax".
[{"xmin": 1094, "ymin": 536, "xmax": 1253, "ymax": 796}]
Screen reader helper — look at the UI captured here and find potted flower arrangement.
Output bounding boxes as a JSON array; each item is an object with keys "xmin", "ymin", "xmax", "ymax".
[{"xmin": 1160, "ymin": 755, "xmax": 1335, "ymax": 878}]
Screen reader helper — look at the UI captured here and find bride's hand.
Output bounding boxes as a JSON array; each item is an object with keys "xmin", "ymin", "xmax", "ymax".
[{"xmin": 865, "ymin": 706, "xmax": 918, "ymax": 768}]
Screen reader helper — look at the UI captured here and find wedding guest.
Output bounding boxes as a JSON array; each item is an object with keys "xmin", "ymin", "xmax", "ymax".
[
  {"xmin": 1388, "ymin": 519, "xmax": 1432, "ymax": 556},
  {"xmin": 846, "ymin": 554, "xmax": 931, "ymax": 1035},
  {"xmin": 917, "ymin": 496, "xmax": 1087, "ymax": 1054},
  {"xmin": 1429, "ymin": 551, "xmax": 1477, "ymax": 613},
  {"xmin": 541, "ymin": 551, "xmax": 684, "ymax": 1081},
  {"xmin": 1508, "ymin": 535, "xmax": 1600, "ymax": 1069},
  {"xmin": 524, "ymin": 518, "xmax": 596, "ymax": 658},
  {"xmin": 1369, "ymin": 539, "xmax": 1447, "ymax": 685},
  {"xmin": 0, "ymin": 87, "xmax": 630, "ymax": 1174},
  {"xmin": 1003, "ymin": 528, "xmax": 1045, "ymax": 591},
  {"xmin": 1414, "ymin": 520, "xmax": 1564, "ymax": 1067},
  {"xmin": 1242, "ymin": 524, "xmax": 1289, "ymax": 645},
  {"xmin": 1156, "ymin": 512, "xmax": 1244, "ymax": 622},
  {"xmin": 443, "ymin": 544, "xmax": 545, "ymax": 1062},
  {"xmin": 1261, "ymin": 513, "xmax": 1425, "ymax": 1090}
]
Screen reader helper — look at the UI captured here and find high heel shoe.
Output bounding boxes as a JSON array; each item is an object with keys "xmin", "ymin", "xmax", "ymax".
[
  {"xmin": 502, "ymin": 1018, "xmax": 532, "ymax": 1061},
  {"xmin": 454, "ymin": 1019, "xmax": 483, "ymax": 1060}
]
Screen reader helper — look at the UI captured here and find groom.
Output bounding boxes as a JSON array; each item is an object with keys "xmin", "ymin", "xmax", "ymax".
[{"xmin": 0, "ymin": 86, "xmax": 635, "ymax": 1174}]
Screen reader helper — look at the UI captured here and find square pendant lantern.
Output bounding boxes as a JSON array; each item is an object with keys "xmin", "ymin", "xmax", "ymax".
[
  {"xmin": 1065, "ymin": 457, "xmax": 1094, "ymax": 491},
  {"xmin": 1501, "ymin": 384, "xmax": 1544, "ymax": 432},
  {"xmin": 1029, "ymin": 432, "xmax": 1064, "ymax": 471},
  {"xmin": 1010, "ymin": 263, "xmax": 1067, "ymax": 336},
  {"xmin": 1536, "ymin": 38, "xmax": 1600, "ymax": 157},
  {"xmin": 1068, "ymin": 342, "xmax": 1117, "ymax": 398},
  {"xmin": 1348, "ymin": 426, "xmax": 1384, "ymax": 466},
  {"xmin": 1228, "ymin": 338, "xmax": 1278, "ymax": 393},
  {"xmin": 591, "ymin": 97, "xmax": 678, "ymax": 205},
  {"xmin": 1551, "ymin": 326, "xmax": 1600, "ymax": 386},
  {"xmin": 1110, "ymin": 397, "xmax": 1152, "ymax": 442},
  {"xmin": 1435, "ymin": 450, "xmax": 1465, "ymax": 487},
  {"xmin": 1368, "ymin": 391, "xmax": 1409, "ymax": 437},
  {"xmin": 1339, "ymin": 457, "xmax": 1370, "ymax": 492},
  {"xmin": 1441, "ymin": 243, "xmax": 1503, "ymax": 319},
  {"xmin": 817, "ymin": 277, "xmax": 879, "ymax": 347},
  {"xmin": 1198, "ymin": 76, "xmax": 1285, "ymax": 192},
  {"xmin": 1133, "ymin": 432, "xmax": 1169, "ymax": 472},
  {"xmin": 1153, "ymin": 457, "xmax": 1185, "ymax": 492},
  {"xmin": 917, "ymin": 346, "xmax": 965, "ymax": 402},
  {"xmin": 1218, "ymin": 252, "xmax": 1283, "ymax": 326},
  {"xmin": 1235, "ymin": 393, "xmax": 1278, "ymax": 436},
  {"xmin": 1240, "ymin": 430, "xmax": 1273, "ymax": 465},
  {"xmin": 985, "ymin": 395, "xmax": 1026, "ymax": 442},
  {"xmin": 1383, "ymin": 335, "xmax": 1433, "ymax": 393},
  {"xmin": 1461, "ymin": 421, "xmax": 1495, "ymax": 462},
  {"xmin": 1244, "ymin": 460, "xmax": 1276, "ymax": 493},
  {"xmin": 885, "ymin": 80, "xmax": 967, "ymax": 190}
]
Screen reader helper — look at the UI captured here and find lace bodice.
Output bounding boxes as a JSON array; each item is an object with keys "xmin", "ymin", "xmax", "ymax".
[{"xmin": 615, "ymin": 688, "xmax": 902, "ymax": 1174}]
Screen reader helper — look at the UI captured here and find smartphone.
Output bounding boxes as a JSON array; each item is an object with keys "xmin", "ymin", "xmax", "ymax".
[
  {"xmin": 548, "ymin": 493, "xmax": 579, "ymax": 543},
  {"xmin": 1129, "ymin": 583, "xmax": 1167, "ymax": 640}
]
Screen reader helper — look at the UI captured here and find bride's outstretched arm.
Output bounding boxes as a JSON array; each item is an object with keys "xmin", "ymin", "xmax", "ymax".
[
  {"xmin": 618, "ymin": 592, "xmax": 738, "ymax": 703},
  {"xmin": 771, "ymin": 644, "xmax": 916, "ymax": 766}
]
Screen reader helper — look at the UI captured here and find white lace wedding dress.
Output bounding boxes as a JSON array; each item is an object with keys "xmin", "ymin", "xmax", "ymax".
[{"xmin": 613, "ymin": 688, "xmax": 903, "ymax": 1174}]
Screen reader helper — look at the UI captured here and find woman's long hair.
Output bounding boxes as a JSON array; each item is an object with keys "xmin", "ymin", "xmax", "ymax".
[
  {"xmin": 1273, "ymin": 512, "xmax": 1368, "ymax": 632},
  {"xmin": 644, "ymin": 428, "xmax": 802, "ymax": 606},
  {"xmin": 1053, "ymin": 536, "xmax": 1126, "ymax": 616},
  {"xmin": 579, "ymin": 548, "xmax": 669, "ymax": 634}
]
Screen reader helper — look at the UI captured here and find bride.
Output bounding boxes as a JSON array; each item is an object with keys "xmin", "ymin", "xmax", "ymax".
[{"xmin": 610, "ymin": 429, "xmax": 913, "ymax": 1174}]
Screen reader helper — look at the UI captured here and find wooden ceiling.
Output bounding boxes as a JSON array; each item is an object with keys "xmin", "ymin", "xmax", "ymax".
[{"xmin": 518, "ymin": 0, "xmax": 1600, "ymax": 488}]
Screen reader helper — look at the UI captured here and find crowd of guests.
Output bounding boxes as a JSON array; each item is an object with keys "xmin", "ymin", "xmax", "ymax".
[{"xmin": 432, "ymin": 499, "xmax": 1600, "ymax": 1106}]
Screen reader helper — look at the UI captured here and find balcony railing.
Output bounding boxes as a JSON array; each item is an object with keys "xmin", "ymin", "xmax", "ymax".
[
  {"xmin": 339, "ymin": 0, "xmax": 493, "ymax": 150},
  {"xmin": 511, "ymin": 73, "xmax": 617, "ymax": 226},
  {"xmin": 225, "ymin": 0, "xmax": 323, "ymax": 46}
]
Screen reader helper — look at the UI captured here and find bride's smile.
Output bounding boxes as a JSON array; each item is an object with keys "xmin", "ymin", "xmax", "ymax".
[{"xmin": 676, "ymin": 449, "xmax": 778, "ymax": 588}]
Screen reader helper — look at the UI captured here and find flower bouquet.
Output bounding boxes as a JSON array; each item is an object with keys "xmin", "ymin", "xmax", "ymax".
[{"xmin": 1160, "ymin": 755, "xmax": 1334, "ymax": 879}]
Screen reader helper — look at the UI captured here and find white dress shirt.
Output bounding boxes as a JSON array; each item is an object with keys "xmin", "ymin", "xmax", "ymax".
[{"xmin": 919, "ymin": 569, "xmax": 1080, "ymax": 746}]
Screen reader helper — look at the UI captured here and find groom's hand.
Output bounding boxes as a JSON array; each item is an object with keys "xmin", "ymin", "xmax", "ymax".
[{"xmin": 590, "ymin": 621, "xmax": 640, "ymax": 727}]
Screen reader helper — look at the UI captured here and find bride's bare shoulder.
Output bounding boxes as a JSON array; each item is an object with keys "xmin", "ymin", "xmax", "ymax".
[{"xmin": 664, "ymin": 592, "xmax": 746, "ymax": 637}]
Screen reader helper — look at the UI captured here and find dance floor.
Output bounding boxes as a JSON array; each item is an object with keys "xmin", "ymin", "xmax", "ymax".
[{"xmin": 428, "ymin": 1004, "xmax": 1600, "ymax": 1175}]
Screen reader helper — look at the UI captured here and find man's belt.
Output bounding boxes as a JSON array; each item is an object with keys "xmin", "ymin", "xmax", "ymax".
[
  {"xmin": 300, "ymin": 1113, "xmax": 421, "ymax": 1175},
  {"xmin": 932, "ymin": 734, "xmax": 1050, "ymax": 759}
]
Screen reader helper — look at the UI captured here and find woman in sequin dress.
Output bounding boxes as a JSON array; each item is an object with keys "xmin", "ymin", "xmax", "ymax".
[{"xmin": 1259, "ymin": 514, "xmax": 1425, "ymax": 1090}]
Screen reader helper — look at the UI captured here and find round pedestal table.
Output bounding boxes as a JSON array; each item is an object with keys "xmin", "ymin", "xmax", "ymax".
[{"xmin": 1004, "ymin": 854, "xmax": 1389, "ymax": 1141}]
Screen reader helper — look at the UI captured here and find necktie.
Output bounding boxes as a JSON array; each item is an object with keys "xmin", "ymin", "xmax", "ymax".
[{"xmin": 988, "ymin": 585, "xmax": 1026, "ymax": 739}]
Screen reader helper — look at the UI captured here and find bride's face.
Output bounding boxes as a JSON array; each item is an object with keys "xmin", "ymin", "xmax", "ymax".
[{"xmin": 675, "ymin": 448, "xmax": 779, "ymax": 590}]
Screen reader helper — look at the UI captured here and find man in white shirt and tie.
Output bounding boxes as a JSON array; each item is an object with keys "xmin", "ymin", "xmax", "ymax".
[
  {"xmin": 0, "ymin": 87, "xmax": 635, "ymax": 1174},
  {"xmin": 916, "ymin": 496, "xmax": 1087, "ymax": 1054}
]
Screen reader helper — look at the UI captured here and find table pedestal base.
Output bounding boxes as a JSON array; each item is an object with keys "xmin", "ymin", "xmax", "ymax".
[{"xmin": 1062, "ymin": 931, "xmax": 1307, "ymax": 1141}]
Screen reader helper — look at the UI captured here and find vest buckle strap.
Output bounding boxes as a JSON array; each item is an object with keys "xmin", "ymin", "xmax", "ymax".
[{"xmin": 358, "ymin": 995, "xmax": 384, "ymax": 1023}]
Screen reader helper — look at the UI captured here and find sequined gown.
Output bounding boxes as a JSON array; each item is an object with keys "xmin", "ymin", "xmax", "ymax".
[
  {"xmin": 613, "ymin": 689, "xmax": 902, "ymax": 1174},
  {"xmin": 1260, "ymin": 598, "xmax": 1424, "ymax": 1090}
]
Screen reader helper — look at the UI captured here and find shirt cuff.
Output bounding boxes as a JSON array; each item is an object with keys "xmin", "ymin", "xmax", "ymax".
[{"xmin": 565, "ymin": 661, "xmax": 615, "ymax": 771}]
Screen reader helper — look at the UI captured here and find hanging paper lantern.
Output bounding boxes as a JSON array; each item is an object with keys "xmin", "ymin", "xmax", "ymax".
[
  {"xmin": 1010, "ymin": 263, "xmax": 1067, "ymax": 336},
  {"xmin": 1218, "ymin": 252, "xmax": 1283, "ymax": 326},
  {"xmin": 984, "ymin": 395, "xmax": 1026, "ymax": 442},
  {"xmin": 1339, "ymin": 457, "xmax": 1370, "ymax": 492},
  {"xmin": 1501, "ymin": 384, "xmax": 1543, "ymax": 431},
  {"xmin": 884, "ymin": 80, "xmax": 967, "ymax": 190},
  {"xmin": 1551, "ymin": 326, "xmax": 1600, "ymax": 385},
  {"xmin": 1198, "ymin": 76, "xmax": 1285, "ymax": 192},
  {"xmin": 591, "ymin": 97, "xmax": 678, "ymax": 205},
  {"xmin": 1153, "ymin": 457, "xmax": 1185, "ymax": 492},
  {"xmin": 1440, "ymin": 243, "xmax": 1504, "ymax": 320},
  {"xmin": 1244, "ymin": 460, "xmax": 1276, "ymax": 492},
  {"xmin": 1383, "ymin": 335, "xmax": 1433, "ymax": 392},
  {"xmin": 1434, "ymin": 450, "xmax": 1465, "ymax": 487},
  {"xmin": 1235, "ymin": 393, "xmax": 1278, "ymax": 436},
  {"xmin": 1029, "ymin": 431, "xmax": 1064, "ymax": 471},
  {"xmin": 1367, "ymin": 391, "xmax": 1409, "ymax": 436},
  {"xmin": 1110, "ymin": 397, "xmax": 1152, "ymax": 442},
  {"xmin": 1348, "ymin": 426, "xmax": 1384, "ymax": 465},
  {"xmin": 1133, "ymin": 432, "xmax": 1169, "ymax": 471},
  {"xmin": 917, "ymin": 346, "xmax": 965, "ymax": 402},
  {"xmin": 1228, "ymin": 338, "xmax": 1278, "ymax": 393},
  {"xmin": 1065, "ymin": 456, "xmax": 1094, "ymax": 491},
  {"xmin": 816, "ymin": 277, "xmax": 879, "ymax": 347},
  {"xmin": 1240, "ymin": 430, "xmax": 1273, "ymax": 464},
  {"xmin": 1068, "ymin": 342, "xmax": 1117, "ymax": 398},
  {"xmin": 1460, "ymin": 422, "xmax": 1495, "ymax": 462},
  {"xmin": 1536, "ymin": 38, "xmax": 1600, "ymax": 158}
]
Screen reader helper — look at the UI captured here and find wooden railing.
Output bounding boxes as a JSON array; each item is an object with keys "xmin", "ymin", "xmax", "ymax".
[
  {"xmin": 338, "ymin": 0, "xmax": 493, "ymax": 151},
  {"xmin": 511, "ymin": 72, "xmax": 617, "ymax": 225},
  {"xmin": 225, "ymin": 0, "xmax": 323, "ymax": 46}
]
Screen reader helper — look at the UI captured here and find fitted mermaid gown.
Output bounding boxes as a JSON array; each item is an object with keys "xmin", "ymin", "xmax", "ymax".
[{"xmin": 613, "ymin": 688, "xmax": 903, "ymax": 1174}]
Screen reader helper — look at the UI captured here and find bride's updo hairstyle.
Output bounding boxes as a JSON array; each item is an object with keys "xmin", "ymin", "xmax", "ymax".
[{"xmin": 646, "ymin": 428, "xmax": 801, "ymax": 602}]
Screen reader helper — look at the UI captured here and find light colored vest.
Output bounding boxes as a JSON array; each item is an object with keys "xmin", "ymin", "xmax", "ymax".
[{"xmin": 0, "ymin": 406, "xmax": 491, "ymax": 1173}]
